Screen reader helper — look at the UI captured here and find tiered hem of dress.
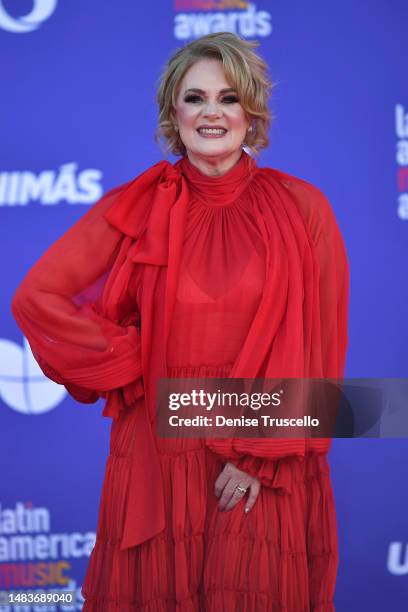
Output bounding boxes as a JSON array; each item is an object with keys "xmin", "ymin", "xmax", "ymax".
[{"xmin": 82, "ymin": 367, "xmax": 338, "ymax": 611}]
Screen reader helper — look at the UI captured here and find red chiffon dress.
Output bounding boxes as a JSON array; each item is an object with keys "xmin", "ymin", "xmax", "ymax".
[
  {"xmin": 81, "ymin": 156, "xmax": 341, "ymax": 611},
  {"xmin": 11, "ymin": 150, "xmax": 349, "ymax": 611}
]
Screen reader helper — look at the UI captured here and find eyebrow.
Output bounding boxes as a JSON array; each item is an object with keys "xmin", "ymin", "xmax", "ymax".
[{"xmin": 183, "ymin": 88, "xmax": 237, "ymax": 95}]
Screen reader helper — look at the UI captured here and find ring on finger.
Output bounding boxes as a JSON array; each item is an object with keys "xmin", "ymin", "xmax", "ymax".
[{"xmin": 235, "ymin": 485, "xmax": 247, "ymax": 495}]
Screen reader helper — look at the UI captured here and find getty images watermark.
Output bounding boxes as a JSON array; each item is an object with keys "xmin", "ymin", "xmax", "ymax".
[{"xmin": 156, "ymin": 378, "xmax": 408, "ymax": 439}]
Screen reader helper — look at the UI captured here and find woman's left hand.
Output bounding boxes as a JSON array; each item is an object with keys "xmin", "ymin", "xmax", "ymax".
[{"xmin": 214, "ymin": 461, "xmax": 261, "ymax": 513}]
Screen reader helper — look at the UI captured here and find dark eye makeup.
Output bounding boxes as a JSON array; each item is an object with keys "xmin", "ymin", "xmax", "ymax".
[{"xmin": 183, "ymin": 94, "xmax": 239, "ymax": 104}]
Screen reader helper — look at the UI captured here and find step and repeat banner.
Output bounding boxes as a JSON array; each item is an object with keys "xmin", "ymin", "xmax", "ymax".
[{"xmin": 1, "ymin": 1, "xmax": 407, "ymax": 610}]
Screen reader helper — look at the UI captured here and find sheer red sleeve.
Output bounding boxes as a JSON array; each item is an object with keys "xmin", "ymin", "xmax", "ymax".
[
  {"xmin": 307, "ymin": 184, "xmax": 350, "ymax": 379},
  {"xmin": 11, "ymin": 186, "xmax": 143, "ymax": 404}
]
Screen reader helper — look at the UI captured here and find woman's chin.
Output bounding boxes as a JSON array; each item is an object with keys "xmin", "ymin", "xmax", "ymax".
[{"xmin": 186, "ymin": 143, "xmax": 239, "ymax": 160}]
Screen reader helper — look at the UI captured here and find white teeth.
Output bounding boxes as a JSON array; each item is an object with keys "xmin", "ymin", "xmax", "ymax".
[{"xmin": 198, "ymin": 128, "xmax": 226, "ymax": 135}]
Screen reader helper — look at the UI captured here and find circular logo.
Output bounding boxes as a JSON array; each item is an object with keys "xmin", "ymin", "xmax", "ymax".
[
  {"xmin": 0, "ymin": 0, "xmax": 58, "ymax": 33},
  {"xmin": 0, "ymin": 337, "xmax": 66, "ymax": 414}
]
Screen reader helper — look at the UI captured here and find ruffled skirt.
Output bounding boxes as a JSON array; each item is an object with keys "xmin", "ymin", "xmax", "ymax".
[
  {"xmin": 81, "ymin": 448, "xmax": 338, "ymax": 610},
  {"xmin": 82, "ymin": 367, "xmax": 339, "ymax": 611}
]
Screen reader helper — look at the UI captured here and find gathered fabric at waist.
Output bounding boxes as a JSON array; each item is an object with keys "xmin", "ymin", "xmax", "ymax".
[{"xmin": 166, "ymin": 363, "xmax": 234, "ymax": 378}]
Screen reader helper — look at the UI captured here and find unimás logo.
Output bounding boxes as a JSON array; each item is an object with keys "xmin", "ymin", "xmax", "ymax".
[
  {"xmin": 0, "ymin": 163, "xmax": 103, "ymax": 206},
  {"xmin": 173, "ymin": 0, "xmax": 272, "ymax": 40},
  {"xmin": 387, "ymin": 542, "xmax": 408, "ymax": 575},
  {"xmin": 0, "ymin": 336, "xmax": 66, "ymax": 414},
  {"xmin": 0, "ymin": 0, "xmax": 58, "ymax": 33}
]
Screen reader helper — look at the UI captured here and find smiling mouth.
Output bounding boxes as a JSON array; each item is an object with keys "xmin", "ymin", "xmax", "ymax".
[{"xmin": 196, "ymin": 127, "xmax": 228, "ymax": 137}]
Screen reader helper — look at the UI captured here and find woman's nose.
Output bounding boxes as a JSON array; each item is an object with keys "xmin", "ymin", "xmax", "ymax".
[{"xmin": 202, "ymin": 101, "xmax": 222, "ymax": 117}]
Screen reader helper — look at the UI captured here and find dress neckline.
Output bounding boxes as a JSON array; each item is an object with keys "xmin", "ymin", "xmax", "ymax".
[{"xmin": 175, "ymin": 150, "xmax": 258, "ymax": 207}]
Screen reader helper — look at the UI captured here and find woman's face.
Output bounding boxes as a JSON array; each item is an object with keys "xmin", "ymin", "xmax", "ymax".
[{"xmin": 173, "ymin": 58, "xmax": 250, "ymax": 168}]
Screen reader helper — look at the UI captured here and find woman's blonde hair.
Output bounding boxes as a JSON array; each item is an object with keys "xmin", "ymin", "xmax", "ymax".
[{"xmin": 154, "ymin": 32, "xmax": 275, "ymax": 157}]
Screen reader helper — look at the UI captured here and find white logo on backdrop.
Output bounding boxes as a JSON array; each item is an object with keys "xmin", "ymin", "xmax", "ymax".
[
  {"xmin": 174, "ymin": 2, "xmax": 272, "ymax": 41},
  {"xmin": 0, "ymin": 501, "xmax": 92, "ymax": 609},
  {"xmin": 0, "ymin": 337, "xmax": 65, "ymax": 414},
  {"xmin": 387, "ymin": 542, "xmax": 408, "ymax": 575},
  {"xmin": 395, "ymin": 104, "xmax": 408, "ymax": 220},
  {"xmin": 0, "ymin": 0, "xmax": 58, "ymax": 33},
  {"xmin": 0, "ymin": 163, "xmax": 103, "ymax": 206}
]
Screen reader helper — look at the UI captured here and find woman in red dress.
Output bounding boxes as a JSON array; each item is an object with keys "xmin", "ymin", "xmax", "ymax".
[{"xmin": 11, "ymin": 33, "xmax": 349, "ymax": 611}]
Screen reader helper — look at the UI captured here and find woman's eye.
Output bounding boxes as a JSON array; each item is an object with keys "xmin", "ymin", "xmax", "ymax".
[
  {"xmin": 222, "ymin": 96, "xmax": 239, "ymax": 104},
  {"xmin": 183, "ymin": 95, "xmax": 239, "ymax": 104},
  {"xmin": 184, "ymin": 95, "xmax": 202, "ymax": 103}
]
